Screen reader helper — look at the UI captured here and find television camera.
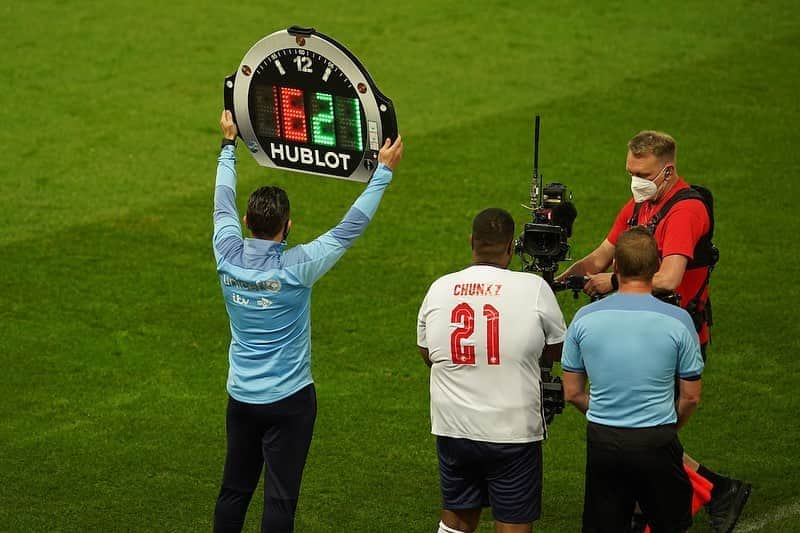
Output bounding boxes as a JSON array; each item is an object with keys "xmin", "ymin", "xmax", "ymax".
[{"xmin": 514, "ymin": 116, "xmax": 579, "ymax": 424}]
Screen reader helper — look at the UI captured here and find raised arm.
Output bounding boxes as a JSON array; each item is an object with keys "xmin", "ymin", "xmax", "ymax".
[
  {"xmin": 213, "ymin": 110, "xmax": 243, "ymax": 262},
  {"xmin": 289, "ymin": 136, "xmax": 403, "ymax": 286}
]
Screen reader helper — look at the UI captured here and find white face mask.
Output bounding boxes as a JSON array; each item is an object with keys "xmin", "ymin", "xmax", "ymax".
[
  {"xmin": 630, "ymin": 175, "xmax": 658, "ymax": 202},
  {"xmin": 630, "ymin": 165, "xmax": 668, "ymax": 202}
]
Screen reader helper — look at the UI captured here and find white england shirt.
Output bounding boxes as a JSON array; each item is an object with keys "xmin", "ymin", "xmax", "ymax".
[{"xmin": 417, "ymin": 265, "xmax": 566, "ymax": 443}]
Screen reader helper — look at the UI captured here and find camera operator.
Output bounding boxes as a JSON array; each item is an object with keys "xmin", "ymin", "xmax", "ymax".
[
  {"xmin": 557, "ymin": 131, "xmax": 749, "ymax": 532},
  {"xmin": 417, "ymin": 208, "xmax": 566, "ymax": 533},
  {"xmin": 562, "ymin": 227, "xmax": 704, "ymax": 533}
]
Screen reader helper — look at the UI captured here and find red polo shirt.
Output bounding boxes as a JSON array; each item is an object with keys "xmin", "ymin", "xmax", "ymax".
[{"xmin": 607, "ymin": 179, "xmax": 712, "ymax": 344}]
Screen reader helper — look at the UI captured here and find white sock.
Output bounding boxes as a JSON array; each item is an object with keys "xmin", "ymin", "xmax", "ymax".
[{"xmin": 438, "ymin": 520, "xmax": 466, "ymax": 533}]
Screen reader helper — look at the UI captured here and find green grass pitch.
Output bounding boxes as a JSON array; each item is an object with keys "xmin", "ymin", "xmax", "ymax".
[{"xmin": 1, "ymin": 1, "xmax": 798, "ymax": 531}]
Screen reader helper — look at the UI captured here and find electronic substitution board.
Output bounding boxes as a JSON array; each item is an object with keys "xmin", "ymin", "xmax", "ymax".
[{"xmin": 224, "ymin": 26, "xmax": 398, "ymax": 182}]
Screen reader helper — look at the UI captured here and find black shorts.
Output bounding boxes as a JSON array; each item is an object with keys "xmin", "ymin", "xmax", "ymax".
[
  {"xmin": 436, "ymin": 436, "xmax": 542, "ymax": 524},
  {"xmin": 582, "ymin": 423, "xmax": 692, "ymax": 533}
]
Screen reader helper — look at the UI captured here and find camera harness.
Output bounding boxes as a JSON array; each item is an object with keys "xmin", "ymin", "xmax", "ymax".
[{"xmin": 626, "ymin": 185, "xmax": 719, "ymax": 332}]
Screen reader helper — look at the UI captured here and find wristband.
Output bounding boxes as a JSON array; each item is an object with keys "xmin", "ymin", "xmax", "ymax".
[
  {"xmin": 611, "ymin": 274, "xmax": 619, "ymax": 291},
  {"xmin": 221, "ymin": 138, "xmax": 236, "ymax": 148}
]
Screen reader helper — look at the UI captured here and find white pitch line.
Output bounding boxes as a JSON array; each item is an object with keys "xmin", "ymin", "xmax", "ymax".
[{"xmin": 734, "ymin": 500, "xmax": 800, "ymax": 532}]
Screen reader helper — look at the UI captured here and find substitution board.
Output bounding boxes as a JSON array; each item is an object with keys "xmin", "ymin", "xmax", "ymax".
[{"xmin": 224, "ymin": 26, "xmax": 398, "ymax": 182}]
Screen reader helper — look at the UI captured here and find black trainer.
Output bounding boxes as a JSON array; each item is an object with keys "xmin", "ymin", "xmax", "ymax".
[{"xmin": 707, "ymin": 478, "xmax": 752, "ymax": 533}]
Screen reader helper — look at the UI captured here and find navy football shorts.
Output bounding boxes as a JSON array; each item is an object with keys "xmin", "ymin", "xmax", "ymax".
[{"xmin": 436, "ymin": 436, "xmax": 543, "ymax": 524}]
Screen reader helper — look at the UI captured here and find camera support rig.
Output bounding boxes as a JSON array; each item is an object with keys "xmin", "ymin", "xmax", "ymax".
[
  {"xmin": 515, "ymin": 116, "xmax": 578, "ymax": 288},
  {"xmin": 514, "ymin": 116, "xmax": 579, "ymax": 424}
]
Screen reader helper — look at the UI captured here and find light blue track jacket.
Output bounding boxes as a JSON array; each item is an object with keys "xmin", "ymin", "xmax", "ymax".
[{"xmin": 213, "ymin": 145, "xmax": 393, "ymax": 404}]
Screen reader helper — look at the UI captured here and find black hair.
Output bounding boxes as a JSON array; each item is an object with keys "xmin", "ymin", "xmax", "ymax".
[
  {"xmin": 246, "ymin": 186, "xmax": 290, "ymax": 238},
  {"xmin": 472, "ymin": 208, "xmax": 515, "ymax": 256}
]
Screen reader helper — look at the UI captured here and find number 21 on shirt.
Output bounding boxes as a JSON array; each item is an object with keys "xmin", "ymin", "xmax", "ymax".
[{"xmin": 450, "ymin": 303, "xmax": 500, "ymax": 365}]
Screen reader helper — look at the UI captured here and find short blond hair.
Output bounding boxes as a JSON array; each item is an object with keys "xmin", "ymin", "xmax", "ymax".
[{"xmin": 627, "ymin": 130, "xmax": 676, "ymax": 162}]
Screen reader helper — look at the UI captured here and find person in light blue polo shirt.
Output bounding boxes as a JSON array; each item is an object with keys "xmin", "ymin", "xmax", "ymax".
[
  {"xmin": 212, "ymin": 110, "xmax": 403, "ymax": 532},
  {"xmin": 562, "ymin": 226, "xmax": 704, "ymax": 533}
]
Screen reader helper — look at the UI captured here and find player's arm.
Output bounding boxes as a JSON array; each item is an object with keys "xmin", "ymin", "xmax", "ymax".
[
  {"xmin": 676, "ymin": 377, "xmax": 702, "ymax": 429},
  {"xmin": 418, "ymin": 347, "xmax": 432, "ymax": 368},
  {"xmin": 290, "ymin": 136, "xmax": 403, "ymax": 286},
  {"xmin": 562, "ymin": 371, "xmax": 589, "ymax": 414},
  {"xmin": 417, "ymin": 292, "xmax": 433, "ymax": 367},
  {"xmin": 537, "ymin": 279, "xmax": 567, "ymax": 354},
  {"xmin": 541, "ymin": 342, "xmax": 564, "ymax": 363},
  {"xmin": 213, "ymin": 110, "xmax": 243, "ymax": 260}
]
